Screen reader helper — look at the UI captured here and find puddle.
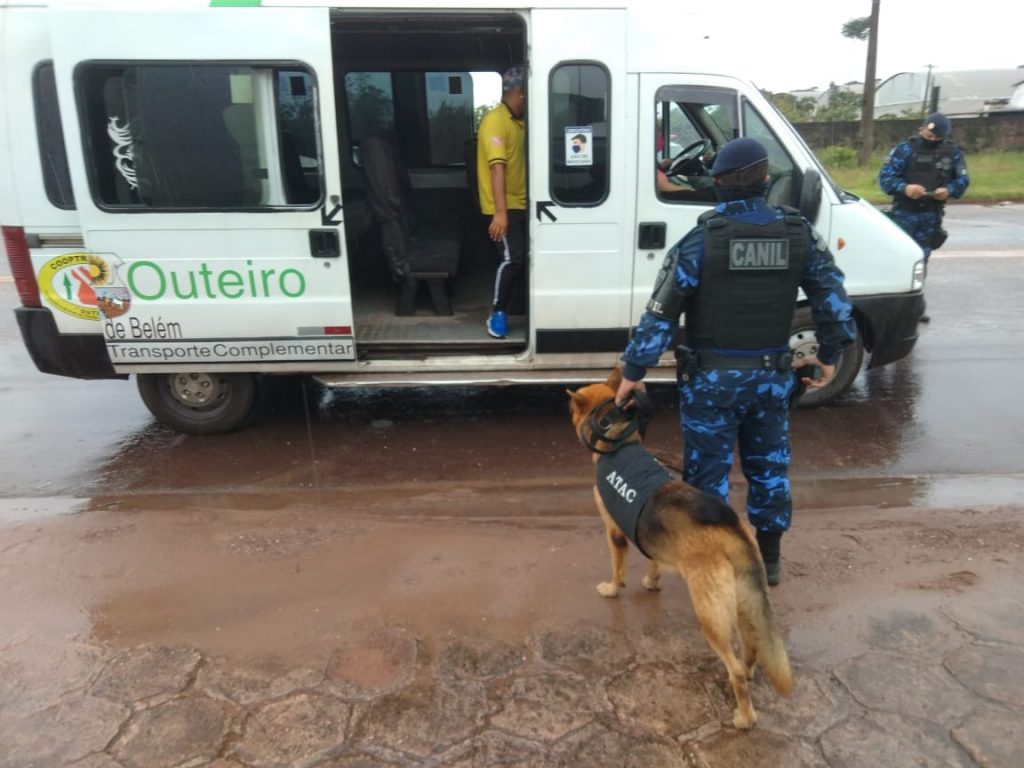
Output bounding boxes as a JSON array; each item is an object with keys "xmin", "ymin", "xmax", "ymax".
[{"xmin": 794, "ymin": 474, "xmax": 1024, "ymax": 511}]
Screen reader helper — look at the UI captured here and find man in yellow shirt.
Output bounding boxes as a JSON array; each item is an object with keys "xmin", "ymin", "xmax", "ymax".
[{"xmin": 477, "ymin": 66, "xmax": 526, "ymax": 339}]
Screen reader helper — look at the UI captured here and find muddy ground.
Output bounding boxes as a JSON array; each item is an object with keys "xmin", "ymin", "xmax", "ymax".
[{"xmin": 1, "ymin": 484, "xmax": 1022, "ymax": 767}]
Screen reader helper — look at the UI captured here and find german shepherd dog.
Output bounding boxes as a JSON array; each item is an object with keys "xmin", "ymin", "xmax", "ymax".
[{"xmin": 567, "ymin": 368, "xmax": 793, "ymax": 729}]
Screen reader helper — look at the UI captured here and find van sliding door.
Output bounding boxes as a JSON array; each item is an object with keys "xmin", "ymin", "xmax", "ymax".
[
  {"xmin": 49, "ymin": 6, "xmax": 354, "ymax": 374},
  {"xmin": 528, "ymin": 8, "xmax": 631, "ymax": 362}
]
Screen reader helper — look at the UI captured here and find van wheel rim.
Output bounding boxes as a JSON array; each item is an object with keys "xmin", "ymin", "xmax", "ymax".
[
  {"xmin": 789, "ymin": 328, "xmax": 819, "ymax": 364},
  {"xmin": 169, "ymin": 373, "xmax": 223, "ymax": 409}
]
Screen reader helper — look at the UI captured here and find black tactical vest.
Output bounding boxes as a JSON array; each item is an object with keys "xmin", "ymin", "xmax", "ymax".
[
  {"xmin": 685, "ymin": 211, "xmax": 809, "ymax": 352},
  {"xmin": 903, "ymin": 136, "xmax": 957, "ymax": 192},
  {"xmin": 596, "ymin": 443, "xmax": 672, "ymax": 558}
]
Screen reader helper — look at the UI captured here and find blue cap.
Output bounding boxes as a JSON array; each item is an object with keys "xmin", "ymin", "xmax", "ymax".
[
  {"xmin": 924, "ymin": 112, "xmax": 951, "ymax": 138},
  {"xmin": 710, "ymin": 137, "xmax": 768, "ymax": 176},
  {"xmin": 502, "ymin": 66, "xmax": 524, "ymax": 92}
]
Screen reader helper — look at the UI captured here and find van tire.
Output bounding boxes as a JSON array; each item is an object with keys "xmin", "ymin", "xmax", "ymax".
[
  {"xmin": 137, "ymin": 372, "xmax": 257, "ymax": 434},
  {"xmin": 790, "ymin": 307, "xmax": 863, "ymax": 408}
]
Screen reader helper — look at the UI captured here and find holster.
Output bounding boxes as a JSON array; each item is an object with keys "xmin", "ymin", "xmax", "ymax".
[{"xmin": 675, "ymin": 345, "xmax": 697, "ymax": 383}]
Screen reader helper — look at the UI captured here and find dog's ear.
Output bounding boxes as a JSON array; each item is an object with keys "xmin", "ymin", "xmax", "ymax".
[
  {"xmin": 605, "ymin": 366, "xmax": 623, "ymax": 391},
  {"xmin": 566, "ymin": 388, "xmax": 587, "ymax": 413}
]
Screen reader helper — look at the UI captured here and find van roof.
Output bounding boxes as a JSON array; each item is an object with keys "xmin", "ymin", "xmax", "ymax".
[{"xmin": 7, "ymin": 0, "xmax": 744, "ymax": 87}]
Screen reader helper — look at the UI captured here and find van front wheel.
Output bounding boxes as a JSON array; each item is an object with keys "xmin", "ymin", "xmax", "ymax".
[
  {"xmin": 137, "ymin": 372, "xmax": 257, "ymax": 434},
  {"xmin": 789, "ymin": 307, "xmax": 863, "ymax": 408}
]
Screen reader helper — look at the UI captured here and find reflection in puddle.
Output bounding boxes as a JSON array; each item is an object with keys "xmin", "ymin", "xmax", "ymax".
[{"xmin": 0, "ymin": 496, "xmax": 88, "ymax": 523}]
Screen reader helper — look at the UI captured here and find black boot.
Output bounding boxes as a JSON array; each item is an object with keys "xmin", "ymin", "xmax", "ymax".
[{"xmin": 756, "ymin": 530, "xmax": 782, "ymax": 586}]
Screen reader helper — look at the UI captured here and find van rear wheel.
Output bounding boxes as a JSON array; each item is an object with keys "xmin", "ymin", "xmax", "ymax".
[
  {"xmin": 790, "ymin": 307, "xmax": 863, "ymax": 408},
  {"xmin": 137, "ymin": 372, "xmax": 257, "ymax": 434}
]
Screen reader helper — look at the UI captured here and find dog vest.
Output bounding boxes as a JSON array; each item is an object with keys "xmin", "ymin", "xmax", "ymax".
[{"xmin": 596, "ymin": 443, "xmax": 672, "ymax": 559}]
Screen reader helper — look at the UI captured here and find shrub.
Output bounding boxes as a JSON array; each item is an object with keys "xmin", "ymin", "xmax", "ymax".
[{"xmin": 816, "ymin": 145, "xmax": 858, "ymax": 169}]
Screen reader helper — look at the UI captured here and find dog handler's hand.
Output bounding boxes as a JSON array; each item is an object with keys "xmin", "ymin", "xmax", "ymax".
[
  {"xmin": 615, "ymin": 377, "xmax": 645, "ymax": 407},
  {"xmin": 796, "ymin": 358, "xmax": 834, "ymax": 391}
]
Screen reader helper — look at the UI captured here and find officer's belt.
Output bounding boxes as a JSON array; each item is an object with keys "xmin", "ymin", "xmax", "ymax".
[{"xmin": 696, "ymin": 350, "xmax": 792, "ymax": 371}]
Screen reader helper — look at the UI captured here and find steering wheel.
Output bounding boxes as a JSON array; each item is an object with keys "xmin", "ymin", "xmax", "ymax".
[{"xmin": 666, "ymin": 139, "xmax": 713, "ymax": 177}]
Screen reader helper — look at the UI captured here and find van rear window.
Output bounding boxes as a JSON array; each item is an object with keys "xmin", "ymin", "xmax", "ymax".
[
  {"xmin": 33, "ymin": 63, "xmax": 76, "ymax": 210},
  {"xmin": 76, "ymin": 63, "xmax": 322, "ymax": 211}
]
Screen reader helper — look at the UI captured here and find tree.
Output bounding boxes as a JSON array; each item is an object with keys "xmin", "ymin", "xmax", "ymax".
[
  {"xmin": 817, "ymin": 86, "xmax": 862, "ymax": 122},
  {"xmin": 842, "ymin": 17, "xmax": 871, "ymax": 40},
  {"xmin": 761, "ymin": 90, "xmax": 818, "ymax": 123},
  {"xmin": 473, "ymin": 102, "xmax": 498, "ymax": 130},
  {"xmin": 844, "ymin": 1, "xmax": 880, "ymax": 166}
]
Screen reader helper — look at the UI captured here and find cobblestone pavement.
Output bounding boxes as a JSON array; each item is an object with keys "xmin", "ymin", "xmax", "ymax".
[{"xmin": 1, "ymin": 496, "xmax": 1022, "ymax": 768}]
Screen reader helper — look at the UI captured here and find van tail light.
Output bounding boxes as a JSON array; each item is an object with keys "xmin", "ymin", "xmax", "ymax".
[{"xmin": 2, "ymin": 226, "xmax": 42, "ymax": 308}]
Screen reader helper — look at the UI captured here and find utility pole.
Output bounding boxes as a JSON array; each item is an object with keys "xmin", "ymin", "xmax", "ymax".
[
  {"xmin": 921, "ymin": 64, "xmax": 935, "ymax": 117},
  {"xmin": 857, "ymin": 0, "xmax": 880, "ymax": 166}
]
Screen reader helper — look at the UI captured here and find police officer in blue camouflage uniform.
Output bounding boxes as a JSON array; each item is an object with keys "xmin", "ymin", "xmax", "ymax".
[
  {"xmin": 615, "ymin": 137, "xmax": 856, "ymax": 585},
  {"xmin": 879, "ymin": 112, "xmax": 969, "ymax": 322}
]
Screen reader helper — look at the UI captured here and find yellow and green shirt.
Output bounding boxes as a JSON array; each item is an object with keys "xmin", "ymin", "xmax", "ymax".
[{"xmin": 476, "ymin": 103, "xmax": 526, "ymax": 215}]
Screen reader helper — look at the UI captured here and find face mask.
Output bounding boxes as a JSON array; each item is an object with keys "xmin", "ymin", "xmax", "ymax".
[{"xmin": 922, "ymin": 138, "xmax": 943, "ymax": 149}]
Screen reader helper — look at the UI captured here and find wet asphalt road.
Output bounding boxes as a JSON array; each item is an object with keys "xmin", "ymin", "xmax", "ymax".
[
  {"xmin": 1, "ymin": 204, "xmax": 1023, "ymax": 768},
  {"xmin": 1, "ymin": 204, "xmax": 1022, "ymax": 510}
]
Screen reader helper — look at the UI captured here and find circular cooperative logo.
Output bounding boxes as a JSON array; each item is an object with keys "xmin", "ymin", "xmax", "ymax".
[{"xmin": 37, "ymin": 252, "xmax": 113, "ymax": 321}]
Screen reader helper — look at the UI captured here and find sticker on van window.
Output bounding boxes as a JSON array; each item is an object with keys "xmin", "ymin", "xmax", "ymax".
[
  {"xmin": 37, "ymin": 252, "xmax": 118, "ymax": 321},
  {"xmin": 565, "ymin": 126, "xmax": 593, "ymax": 167}
]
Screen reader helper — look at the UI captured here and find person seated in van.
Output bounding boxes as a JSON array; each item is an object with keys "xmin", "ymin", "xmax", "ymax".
[
  {"xmin": 477, "ymin": 66, "xmax": 527, "ymax": 339},
  {"xmin": 655, "ymin": 132, "xmax": 694, "ymax": 194}
]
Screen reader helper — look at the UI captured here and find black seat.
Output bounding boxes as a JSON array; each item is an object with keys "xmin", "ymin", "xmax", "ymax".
[{"xmin": 361, "ymin": 134, "xmax": 460, "ymax": 316}]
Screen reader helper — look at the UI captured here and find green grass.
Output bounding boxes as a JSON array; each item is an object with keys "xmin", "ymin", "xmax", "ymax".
[{"xmin": 819, "ymin": 149, "xmax": 1024, "ymax": 204}]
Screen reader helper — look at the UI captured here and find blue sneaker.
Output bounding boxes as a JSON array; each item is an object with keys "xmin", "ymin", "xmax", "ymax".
[{"xmin": 486, "ymin": 310, "xmax": 508, "ymax": 339}]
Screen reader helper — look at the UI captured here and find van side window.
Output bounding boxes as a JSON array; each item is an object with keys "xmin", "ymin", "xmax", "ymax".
[
  {"xmin": 76, "ymin": 63, "xmax": 321, "ymax": 210},
  {"xmin": 549, "ymin": 62, "xmax": 610, "ymax": 206},
  {"xmin": 32, "ymin": 63, "xmax": 75, "ymax": 210},
  {"xmin": 742, "ymin": 100, "xmax": 800, "ymax": 208},
  {"xmin": 344, "ymin": 72, "xmax": 477, "ymax": 168}
]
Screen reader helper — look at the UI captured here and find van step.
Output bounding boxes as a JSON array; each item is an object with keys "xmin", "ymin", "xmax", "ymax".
[
  {"xmin": 354, "ymin": 339, "xmax": 525, "ymax": 359},
  {"xmin": 313, "ymin": 368, "xmax": 678, "ymax": 389}
]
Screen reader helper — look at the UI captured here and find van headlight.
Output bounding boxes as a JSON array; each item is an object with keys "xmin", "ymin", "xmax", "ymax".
[{"xmin": 912, "ymin": 259, "xmax": 926, "ymax": 291}]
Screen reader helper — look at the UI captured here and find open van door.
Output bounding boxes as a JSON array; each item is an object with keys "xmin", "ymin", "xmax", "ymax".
[
  {"xmin": 49, "ymin": 7, "xmax": 350, "ymax": 431},
  {"xmin": 528, "ymin": 8, "xmax": 634, "ymax": 360}
]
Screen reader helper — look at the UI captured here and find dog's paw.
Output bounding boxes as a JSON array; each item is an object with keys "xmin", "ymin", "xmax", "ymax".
[
  {"xmin": 596, "ymin": 582, "xmax": 620, "ymax": 598},
  {"xmin": 732, "ymin": 708, "xmax": 757, "ymax": 730},
  {"xmin": 641, "ymin": 574, "xmax": 662, "ymax": 591}
]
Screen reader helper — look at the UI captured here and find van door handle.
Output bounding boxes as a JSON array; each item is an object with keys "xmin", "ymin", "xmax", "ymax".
[
  {"xmin": 309, "ymin": 229, "xmax": 340, "ymax": 258},
  {"xmin": 638, "ymin": 222, "xmax": 666, "ymax": 250}
]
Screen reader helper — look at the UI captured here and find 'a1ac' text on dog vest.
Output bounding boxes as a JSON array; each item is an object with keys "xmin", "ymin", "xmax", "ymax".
[{"xmin": 595, "ymin": 443, "xmax": 672, "ymax": 558}]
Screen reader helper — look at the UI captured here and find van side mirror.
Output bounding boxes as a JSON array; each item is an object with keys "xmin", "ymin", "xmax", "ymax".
[{"xmin": 799, "ymin": 168, "xmax": 822, "ymax": 222}]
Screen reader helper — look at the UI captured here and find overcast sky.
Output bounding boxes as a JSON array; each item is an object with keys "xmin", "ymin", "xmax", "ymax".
[{"xmin": 684, "ymin": 0, "xmax": 1022, "ymax": 92}]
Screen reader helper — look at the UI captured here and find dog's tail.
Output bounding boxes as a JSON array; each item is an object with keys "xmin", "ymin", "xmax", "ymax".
[{"xmin": 735, "ymin": 555, "xmax": 794, "ymax": 696}]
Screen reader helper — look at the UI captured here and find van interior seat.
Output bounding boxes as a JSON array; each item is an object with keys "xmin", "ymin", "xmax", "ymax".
[{"xmin": 361, "ymin": 133, "xmax": 460, "ymax": 316}]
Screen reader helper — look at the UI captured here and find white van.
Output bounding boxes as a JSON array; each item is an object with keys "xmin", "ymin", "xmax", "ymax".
[{"xmin": 1, "ymin": 0, "xmax": 925, "ymax": 434}]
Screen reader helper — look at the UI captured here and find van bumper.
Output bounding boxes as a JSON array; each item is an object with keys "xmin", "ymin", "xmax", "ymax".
[
  {"xmin": 14, "ymin": 307, "xmax": 124, "ymax": 380},
  {"xmin": 854, "ymin": 291, "xmax": 925, "ymax": 369}
]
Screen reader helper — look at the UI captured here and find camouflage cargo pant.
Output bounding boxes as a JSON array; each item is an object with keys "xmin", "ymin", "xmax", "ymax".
[{"xmin": 678, "ymin": 369, "xmax": 796, "ymax": 534}]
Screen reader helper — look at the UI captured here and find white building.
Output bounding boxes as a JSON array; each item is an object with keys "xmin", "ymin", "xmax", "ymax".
[{"xmin": 874, "ymin": 69, "xmax": 1024, "ymax": 118}]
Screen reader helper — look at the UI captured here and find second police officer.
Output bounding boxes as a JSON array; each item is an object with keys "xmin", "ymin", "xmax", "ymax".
[
  {"xmin": 615, "ymin": 137, "xmax": 857, "ymax": 585},
  {"xmin": 879, "ymin": 112, "xmax": 969, "ymax": 323}
]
